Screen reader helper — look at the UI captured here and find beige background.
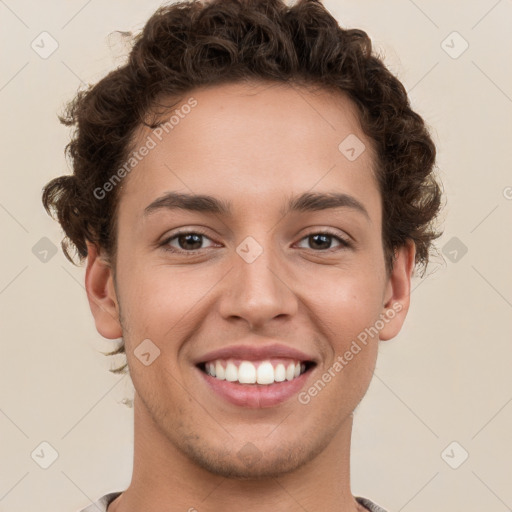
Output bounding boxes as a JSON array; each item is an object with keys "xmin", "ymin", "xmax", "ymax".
[{"xmin": 1, "ymin": 0, "xmax": 511, "ymax": 511}]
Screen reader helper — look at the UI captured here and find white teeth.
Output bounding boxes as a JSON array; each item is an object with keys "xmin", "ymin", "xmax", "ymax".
[
  {"xmin": 256, "ymin": 361, "xmax": 274, "ymax": 385},
  {"xmin": 225, "ymin": 361, "xmax": 238, "ymax": 382},
  {"xmin": 204, "ymin": 359, "xmax": 308, "ymax": 385},
  {"xmin": 238, "ymin": 361, "xmax": 256, "ymax": 384},
  {"xmin": 206, "ymin": 362, "xmax": 216, "ymax": 377},
  {"xmin": 215, "ymin": 361, "xmax": 225, "ymax": 380},
  {"xmin": 274, "ymin": 363, "xmax": 286, "ymax": 382}
]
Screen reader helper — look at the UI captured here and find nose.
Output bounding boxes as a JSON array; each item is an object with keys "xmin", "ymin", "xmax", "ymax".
[{"xmin": 217, "ymin": 239, "xmax": 298, "ymax": 331}]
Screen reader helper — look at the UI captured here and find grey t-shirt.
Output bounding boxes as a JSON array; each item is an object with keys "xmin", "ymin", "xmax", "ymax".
[{"xmin": 77, "ymin": 491, "xmax": 389, "ymax": 511}]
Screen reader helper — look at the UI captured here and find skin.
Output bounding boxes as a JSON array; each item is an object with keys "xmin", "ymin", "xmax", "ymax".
[{"xmin": 85, "ymin": 81, "xmax": 415, "ymax": 512}]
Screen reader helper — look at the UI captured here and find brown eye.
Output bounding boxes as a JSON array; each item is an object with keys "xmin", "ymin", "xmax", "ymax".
[
  {"xmin": 296, "ymin": 232, "xmax": 350, "ymax": 251},
  {"xmin": 162, "ymin": 230, "xmax": 216, "ymax": 253},
  {"xmin": 175, "ymin": 233, "xmax": 203, "ymax": 250}
]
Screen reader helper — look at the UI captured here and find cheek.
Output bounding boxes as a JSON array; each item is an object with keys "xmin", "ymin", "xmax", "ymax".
[
  {"xmin": 311, "ymin": 269, "xmax": 386, "ymax": 342},
  {"xmin": 115, "ymin": 262, "xmax": 213, "ymax": 343},
  {"xmin": 308, "ymin": 274, "xmax": 383, "ymax": 400}
]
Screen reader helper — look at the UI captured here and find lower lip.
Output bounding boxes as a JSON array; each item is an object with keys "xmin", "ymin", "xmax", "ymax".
[{"xmin": 197, "ymin": 367, "xmax": 314, "ymax": 408}]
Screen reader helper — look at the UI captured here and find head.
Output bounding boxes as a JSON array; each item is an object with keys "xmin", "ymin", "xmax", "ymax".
[{"xmin": 43, "ymin": 0, "xmax": 442, "ymax": 479}]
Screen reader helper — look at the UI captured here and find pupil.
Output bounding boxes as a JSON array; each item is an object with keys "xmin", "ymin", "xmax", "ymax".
[
  {"xmin": 310, "ymin": 234, "xmax": 330, "ymax": 250},
  {"xmin": 180, "ymin": 233, "xmax": 202, "ymax": 250}
]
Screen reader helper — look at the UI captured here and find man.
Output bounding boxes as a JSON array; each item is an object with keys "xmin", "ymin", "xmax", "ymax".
[{"xmin": 42, "ymin": 0, "xmax": 442, "ymax": 510}]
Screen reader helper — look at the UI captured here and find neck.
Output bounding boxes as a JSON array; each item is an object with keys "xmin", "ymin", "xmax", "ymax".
[{"xmin": 109, "ymin": 393, "xmax": 363, "ymax": 512}]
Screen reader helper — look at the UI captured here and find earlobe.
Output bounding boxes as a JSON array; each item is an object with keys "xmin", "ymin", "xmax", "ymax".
[
  {"xmin": 379, "ymin": 240, "xmax": 416, "ymax": 341},
  {"xmin": 85, "ymin": 242, "xmax": 123, "ymax": 339}
]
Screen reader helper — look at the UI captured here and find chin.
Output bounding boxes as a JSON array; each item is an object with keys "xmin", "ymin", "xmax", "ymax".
[{"xmin": 180, "ymin": 434, "xmax": 327, "ymax": 480}]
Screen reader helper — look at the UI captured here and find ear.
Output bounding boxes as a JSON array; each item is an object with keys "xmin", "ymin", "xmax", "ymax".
[
  {"xmin": 379, "ymin": 239, "xmax": 416, "ymax": 341},
  {"xmin": 85, "ymin": 242, "xmax": 122, "ymax": 339}
]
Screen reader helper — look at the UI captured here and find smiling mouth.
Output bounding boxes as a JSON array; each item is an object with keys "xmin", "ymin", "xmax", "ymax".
[{"xmin": 197, "ymin": 358, "xmax": 316, "ymax": 385}]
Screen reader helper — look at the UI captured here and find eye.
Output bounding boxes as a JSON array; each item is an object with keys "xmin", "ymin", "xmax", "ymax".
[
  {"xmin": 160, "ymin": 229, "xmax": 351, "ymax": 255},
  {"xmin": 296, "ymin": 231, "xmax": 351, "ymax": 251},
  {"xmin": 161, "ymin": 230, "xmax": 216, "ymax": 253}
]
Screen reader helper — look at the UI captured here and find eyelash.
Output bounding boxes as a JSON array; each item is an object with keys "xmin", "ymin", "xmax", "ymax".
[{"xmin": 159, "ymin": 228, "xmax": 352, "ymax": 255}]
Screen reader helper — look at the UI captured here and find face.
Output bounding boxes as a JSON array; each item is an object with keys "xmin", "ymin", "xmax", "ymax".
[{"xmin": 86, "ymin": 81, "xmax": 414, "ymax": 478}]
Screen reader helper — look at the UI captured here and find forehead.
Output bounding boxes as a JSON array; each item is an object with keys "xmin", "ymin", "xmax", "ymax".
[{"xmin": 118, "ymin": 81, "xmax": 380, "ymax": 222}]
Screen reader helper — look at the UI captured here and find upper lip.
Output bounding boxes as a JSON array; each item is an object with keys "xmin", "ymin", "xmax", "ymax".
[{"xmin": 195, "ymin": 343, "xmax": 317, "ymax": 364}]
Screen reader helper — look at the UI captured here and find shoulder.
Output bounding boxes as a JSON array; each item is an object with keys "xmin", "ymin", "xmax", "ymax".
[
  {"xmin": 76, "ymin": 491, "xmax": 123, "ymax": 512},
  {"xmin": 355, "ymin": 496, "xmax": 390, "ymax": 512}
]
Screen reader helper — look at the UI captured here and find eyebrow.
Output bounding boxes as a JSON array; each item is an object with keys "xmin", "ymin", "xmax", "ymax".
[{"xmin": 143, "ymin": 191, "xmax": 370, "ymax": 220}]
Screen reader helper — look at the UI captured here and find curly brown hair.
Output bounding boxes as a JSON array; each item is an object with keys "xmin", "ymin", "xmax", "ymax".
[{"xmin": 42, "ymin": 0, "xmax": 442, "ymax": 373}]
